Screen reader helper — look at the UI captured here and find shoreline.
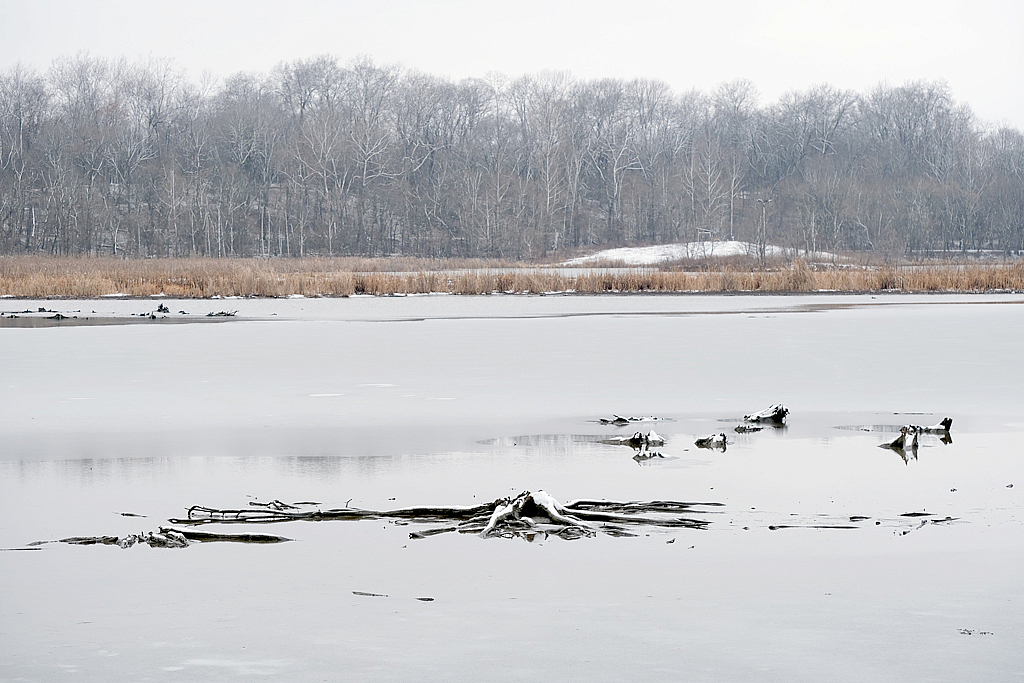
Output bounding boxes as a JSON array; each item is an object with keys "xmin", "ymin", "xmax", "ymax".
[{"xmin": 4, "ymin": 290, "xmax": 1023, "ymax": 328}]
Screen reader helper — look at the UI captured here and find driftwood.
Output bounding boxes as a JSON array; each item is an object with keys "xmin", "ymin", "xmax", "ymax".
[
  {"xmin": 743, "ymin": 403, "xmax": 789, "ymax": 424},
  {"xmin": 837, "ymin": 420, "xmax": 953, "ymax": 446},
  {"xmin": 600, "ymin": 430, "xmax": 665, "ymax": 450},
  {"xmin": 598, "ymin": 415, "xmax": 665, "ymax": 425},
  {"xmin": 694, "ymin": 433, "xmax": 727, "ymax": 450},
  {"xmin": 880, "ymin": 426, "xmax": 918, "ymax": 451},
  {"xmin": 920, "ymin": 417, "xmax": 953, "ymax": 433},
  {"xmin": 172, "ymin": 528, "xmax": 292, "ymax": 544},
  {"xmin": 29, "ymin": 494, "xmax": 961, "ymax": 548},
  {"xmin": 878, "ymin": 425, "xmax": 942, "ymax": 463},
  {"xmin": 30, "ymin": 527, "xmax": 290, "ymax": 549},
  {"xmin": 877, "ymin": 423, "xmax": 953, "ymax": 461},
  {"xmin": 30, "ymin": 529, "xmax": 189, "ymax": 549},
  {"xmin": 170, "ymin": 491, "xmax": 720, "ymax": 541}
]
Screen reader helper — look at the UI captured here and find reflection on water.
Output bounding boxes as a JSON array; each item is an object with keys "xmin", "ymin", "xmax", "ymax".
[
  {"xmin": 835, "ymin": 423, "xmax": 954, "ymax": 464},
  {"xmin": 836, "ymin": 423, "xmax": 954, "ymax": 438},
  {"xmin": 2, "ymin": 416, "xmax": 1012, "ymax": 548},
  {"xmin": 479, "ymin": 433, "xmax": 606, "ymax": 448},
  {"xmin": 1, "ymin": 414, "xmax": 1013, "ymax": 565}
]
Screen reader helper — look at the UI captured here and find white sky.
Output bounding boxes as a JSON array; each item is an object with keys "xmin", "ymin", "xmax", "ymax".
[{"xmin": 2, "ymin": 0, "xmax": 1022, "ymax": 128}]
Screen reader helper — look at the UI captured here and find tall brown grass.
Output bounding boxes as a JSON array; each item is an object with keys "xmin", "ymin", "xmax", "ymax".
[{"xmin": 1, "ymin": 256, "xmax": 1022, "ymax": 298}]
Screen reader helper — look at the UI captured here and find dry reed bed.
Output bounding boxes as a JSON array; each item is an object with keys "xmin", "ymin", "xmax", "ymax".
[{"xmin": 1, "ymin": 257, "xmax": 1022, "ymax": 298}]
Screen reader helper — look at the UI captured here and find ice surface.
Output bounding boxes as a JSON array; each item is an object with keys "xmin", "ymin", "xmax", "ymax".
[{"xmin": 1, "ymin": 293, "xmax": 1022, "ymax": 682}]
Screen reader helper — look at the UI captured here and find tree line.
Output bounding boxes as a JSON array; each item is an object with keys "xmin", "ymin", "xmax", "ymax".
[{"xmin": 1, "ymin": 54, "xmax": 1022, "ymax": 260}]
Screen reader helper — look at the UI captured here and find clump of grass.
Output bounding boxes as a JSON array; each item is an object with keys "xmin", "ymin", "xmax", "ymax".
[{"xmin": 778, "ymin": 259, "xmax": 816, "ymax": 291}]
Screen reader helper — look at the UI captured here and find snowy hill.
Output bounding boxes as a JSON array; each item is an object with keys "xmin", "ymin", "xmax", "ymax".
[{"xmin": 561, "ymin": 241, "xmax": 835, "ymax": 266}]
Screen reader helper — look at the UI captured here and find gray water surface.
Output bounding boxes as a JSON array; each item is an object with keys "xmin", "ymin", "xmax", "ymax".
[{"xmin": 1, "ymin": 294, "xmax": 1022, "ymax": 682}]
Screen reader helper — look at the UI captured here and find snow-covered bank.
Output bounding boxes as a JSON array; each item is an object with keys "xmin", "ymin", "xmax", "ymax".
[{"xmin": 561, "ymin": 241, "xmax": 836, "ymax": 266}]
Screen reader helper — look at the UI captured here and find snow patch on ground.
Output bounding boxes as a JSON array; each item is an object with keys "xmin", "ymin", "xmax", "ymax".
[{"xmin": 561, "ymin": 241, "xmax": 836, "ymax": 266}]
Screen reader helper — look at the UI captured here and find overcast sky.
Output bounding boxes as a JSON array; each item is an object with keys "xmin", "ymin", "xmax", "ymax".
[{"xmin": 2, "ymin": 0, "xmax": 1022, "ymax": 128}]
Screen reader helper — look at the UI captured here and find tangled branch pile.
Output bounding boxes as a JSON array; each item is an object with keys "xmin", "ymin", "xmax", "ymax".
[{"xmin": 172, "ymin": 491, "xmax": 719, "ymax": 541}]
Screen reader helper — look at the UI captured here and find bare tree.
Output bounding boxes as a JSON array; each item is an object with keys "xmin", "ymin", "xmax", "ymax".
[
  {"xmin": 1, "ymin": 54, "xmax": 1023, "ymax": 260},
  {"xmin": 0, "ymin": 64, "xmax": 48, "ymax": 251}
]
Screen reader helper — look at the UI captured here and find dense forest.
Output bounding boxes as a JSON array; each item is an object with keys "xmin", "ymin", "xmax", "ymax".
[{"xmin": 1, "ymin": 54, "xmax": 1022, "ymax": 260}]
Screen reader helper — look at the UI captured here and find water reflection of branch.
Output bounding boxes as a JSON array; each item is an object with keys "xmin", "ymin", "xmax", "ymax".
[
  {"xmin": 837, "ymin": 420, "xmax": 953, "ymax": 448},
  {"xmin": 879, "ymin": 426, "xmax": 920, "ymax": 463},
  {"xmin": 877, "ymin": 423, "xmax": 952, "ymax": 462}
]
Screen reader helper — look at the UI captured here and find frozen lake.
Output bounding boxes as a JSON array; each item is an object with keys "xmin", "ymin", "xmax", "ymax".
[{"xmin": 2, "ymin": 293, "xmax": 1022, "ymax": 682}]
